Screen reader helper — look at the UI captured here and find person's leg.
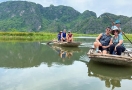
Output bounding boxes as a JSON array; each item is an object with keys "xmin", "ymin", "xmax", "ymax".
[
  {"xmin": 99, "ymin": 46, "xmax": 103, "ymax": 51},
  {"xmin": 116, "ymin": 46, "xmax": 125, "ymax": 55},
  {"xmin": 102, "ymin": 50, "xmax": 107, "ymax": 54},
  {"xmin": 65, "ymin": 37, "xmax": 67, "ymax": 41},
  {"xmin": 67, "ymin": 37, "xmax": 69, "ymax": 42},
  {"xmin": 94, "ymin": 42, "xmax": 103, "ymax": 53},
  {"xmin": 97, "ymin": 46, "xmax": 102, "ymax": 53},
  {"xmin": 102, "ymin": 47, "xmax": 109, "ymax": 54},
  {"xmin": 67, "ymin": 37, "xmax": 72, "ymax": 42},
  {"xmin": 61, "ymin": 37, "xmax": 63, "ymax": 42},
  {"xmin": 94, "ymin": 42, "xmax": 99, "ymax": 52},
  {"xmin": 109, "ymin": 44, "xmax": 116, "ymax": 54},
  {"xmin": 69, "ymin": 37, "xmax": 72, "ymax": 42},
  {"xmin": 122, "ymin": 47, "xmax": 125, "ymax": 52}
]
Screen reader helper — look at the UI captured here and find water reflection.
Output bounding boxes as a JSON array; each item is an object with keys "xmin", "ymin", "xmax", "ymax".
[
  {"xmin": 51, "ymin": 45, "xmax": 81, "ymax": 61},
  {"xmin": 0, "ymin": 42, "xmax": 83, "ymax": 68},
  {"xmin": 87, "ymin": 61, "xmax": 132, "ymax": 90}
]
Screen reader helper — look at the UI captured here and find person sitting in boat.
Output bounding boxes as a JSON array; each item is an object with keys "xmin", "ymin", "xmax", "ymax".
[
  {"xmin": 111, "ymin": 19, "xmax": 123, "ymax": 35},
  {"xmin": 93, "ymin": 27, "xmax": 112, "ymax": 54},
  {"xmin": 61, "ymin": 29, "xmax": 67, "ymax": 42},
  {"xmin": 57, "ymin": 31, "xmax": 62, "ymax": 41},
  {"xmin": 109, "ymin": 26, "xmax": 125, "ymax": 55},
  {"xmin": 67, "ymin": 31, "xmax": 73, "ymax": 42}
]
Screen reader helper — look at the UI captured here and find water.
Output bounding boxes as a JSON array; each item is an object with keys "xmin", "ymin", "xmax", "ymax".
[{"xmin": 0, "ymin": 38, "xmax": 132, "ymax": 90}]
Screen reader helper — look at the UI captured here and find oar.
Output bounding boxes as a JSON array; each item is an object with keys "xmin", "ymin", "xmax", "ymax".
[
  {"xmin": 47, "ymin": 39, "xmax": 60, "ymax": 44},
  {"xmin": 105, "ymin": 14, "xmax": 115, "ymax": 25},
  {"xmin": 105, "ymin": 13, "xmax": 132, "ymax": 44},
  {"xmin": 122, "ymin": 32, "xmax": 132, "ymax": 44},
  {"xmin": 47, "ymin": 41, "xmax": 53, "ymax": 44}
]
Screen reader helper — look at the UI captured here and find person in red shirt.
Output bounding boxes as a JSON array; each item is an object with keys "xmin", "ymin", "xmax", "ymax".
[{"xmin": 67, "ymin": 31, "xmax": 73, "ymax": 42}]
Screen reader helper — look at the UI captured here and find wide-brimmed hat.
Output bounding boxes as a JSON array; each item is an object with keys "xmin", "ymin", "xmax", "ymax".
[
  {"xmin": 68, "ymin": 31, "xmax": 71, "ymax": 32},
  {"xmin": 111, "ymin": 26, "xmax": 120, "ymax": 35},
  {"xmin": 115, "ymin": 20, "xmax": 121, "ymax": 24}
]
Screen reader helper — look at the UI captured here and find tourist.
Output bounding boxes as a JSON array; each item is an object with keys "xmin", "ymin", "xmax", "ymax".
[
  {"xmin": 61, "ymin": 29, "xmax": 67, "ymax": 42},
  {"xmin": 109, "ymin": 26, "xmax": 125, "ymax": 55},
  {"xmin": 57, "ymin": 31, "xmax": 62, "ymax": 41},
  {"xmin": 93, "ymin": 27, "xmax": 112, "ymax": 54},
  {"xmin": 112, "ymin": 19, "xmax": 122, "ymax": 35},
  {"xmin": 67, "ymin": 31, "xmax": 73, "ymax": 42}
]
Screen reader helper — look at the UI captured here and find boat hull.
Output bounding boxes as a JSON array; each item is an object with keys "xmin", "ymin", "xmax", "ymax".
[
  {"xmin": 53, "ymin": 42, "xmax": 81, "ymax": 47},
  {"xmin": 87, "ymin": 48, "xmax": 132, "ymax": 66}
]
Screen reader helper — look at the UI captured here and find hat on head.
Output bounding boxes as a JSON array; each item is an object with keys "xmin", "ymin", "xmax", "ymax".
[
  {"xmin": 68, "ymin": 31, "xmax": 71, "ymax": 32},
  {"xmin": 111, "ymin": 26, "xmax": 120, "ymax": 35},
  {"xmin": 112, "ymin": 26, "xmax": 119, "ymax": 30},
  {"xmin": 60, "ymin": 31, "xmax": 62, "ymax": 32},
  {"xmin": 115, "ymin": 20, "xmax": 121, "ymax": 24}
]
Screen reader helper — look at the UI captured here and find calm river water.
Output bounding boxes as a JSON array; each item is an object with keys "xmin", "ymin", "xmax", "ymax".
[{"xmin": 0, "ymin": 37, "xmax": 132, "ymax": 90}]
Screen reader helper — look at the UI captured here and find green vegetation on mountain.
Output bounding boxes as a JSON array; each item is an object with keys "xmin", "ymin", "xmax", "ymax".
[{"xmin": 0, "ymin": 1, "xmax": 132, "ymax": 34}]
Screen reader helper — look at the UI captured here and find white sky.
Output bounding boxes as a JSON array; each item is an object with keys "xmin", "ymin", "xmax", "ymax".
[{"xmin": 0, "ymin": 0, "xmax": 132, "ymax": 17}]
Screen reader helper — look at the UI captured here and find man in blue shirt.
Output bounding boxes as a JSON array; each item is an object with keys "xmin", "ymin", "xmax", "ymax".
[
  {"xmin": 93, "ymin": 27, "xmax": 112, "ymax": 54},
  {"xmin": 61, "ymin": 29, "xmax": 67, "ymax": 42}
]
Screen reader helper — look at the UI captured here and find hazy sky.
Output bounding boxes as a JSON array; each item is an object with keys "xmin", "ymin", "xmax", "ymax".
[{"xmin": 0, "ymin": 0, "xmax": 132, "ymax": 17}]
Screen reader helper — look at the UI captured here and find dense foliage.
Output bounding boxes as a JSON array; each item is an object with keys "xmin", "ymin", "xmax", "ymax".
[{"xmin": 0, "ymin": 1, "xmax": 132, "ymax": 34}]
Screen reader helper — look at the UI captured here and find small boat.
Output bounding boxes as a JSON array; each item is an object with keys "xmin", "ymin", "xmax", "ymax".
[
  {"xmin": 87, "ymin": 48, "xmax": 132, "ymax": 66},
  {"xmin": 52, "ymin": 41, "xmax": 81, "ymax": 47}
]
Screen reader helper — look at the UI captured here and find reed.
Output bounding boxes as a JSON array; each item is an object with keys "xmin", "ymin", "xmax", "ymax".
[{"xmin": 0, "ymin": 32, "xmax": 56, "ymax": 41}]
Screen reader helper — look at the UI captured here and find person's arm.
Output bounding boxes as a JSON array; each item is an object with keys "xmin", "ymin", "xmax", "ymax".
[
  {"xmin": 109, "ymin": 38, "xmax": 113, "ymax": 45},
  {"xmin": 114, "ymin": 35, "xmax": 123, "ymax": 51},
  {"xmin": 96, "ymin": 33, "xmax": 102, "ymax": 46},
  {"xmin": 115, "ymin": 35, "xmax": 123, "ymax": 47},
  {"xmin": 115, "ymin": 40, "xmax": 123, "ymax": 47},
  {"xmin": 61, "ymin": 33, "xmax": 63, "ymax": 38},
  {"xmin": 72, "ymin": 34, "xmax": 73, "ymax": 41},
  {"xmin": 66, "ymin": 33, "xmax": 68, "ymax": 38},
  {"xmin": 103, "ymin": 38, "xmax": 113, "ymax": 48},
  {"xmin": 107, "ymin": 38, "xmax": 113, "ymax": 47},
  {"xmin": 66, "ymin": 33, "xmax": 68, "ymax": 41}
]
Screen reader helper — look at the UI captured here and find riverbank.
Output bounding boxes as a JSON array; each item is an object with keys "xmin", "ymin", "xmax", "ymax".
[
  {"xmin": 0, "ymin": 32, "xmax": 131, "ymax": 41},
  {"xmin": 0, "ymin": 32, "xmax": 95, "ymax": 41}
]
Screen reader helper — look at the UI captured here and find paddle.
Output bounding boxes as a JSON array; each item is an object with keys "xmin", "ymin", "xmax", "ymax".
[
  {"xmin": 47, "ymin": 41, "xmax": 53, "ymax": 44},
  {"xmin": 47, "ymin": 39, "xmax": 58, "ymax": 44},
  {"xmin": 105, "ymin": 14, "xmax": 132, "ymax": 44}
]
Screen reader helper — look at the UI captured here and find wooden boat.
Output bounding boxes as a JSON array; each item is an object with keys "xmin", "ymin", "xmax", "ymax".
[
  {"xmin": 87, "ymin": 48, "xmax": 132, "ymax": 66},
  {"xmin": 52, "ymin": 41, "xmax": 81, "ymax": 47}
]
